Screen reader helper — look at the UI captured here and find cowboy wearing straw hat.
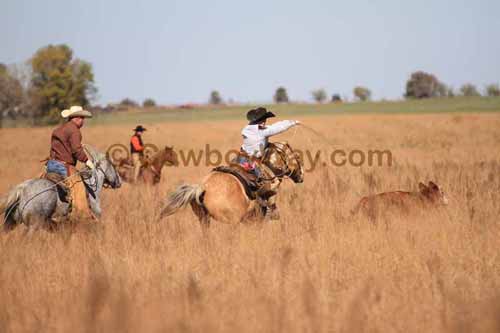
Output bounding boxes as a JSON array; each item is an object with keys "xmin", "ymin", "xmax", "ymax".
[
  {"xmin": 46, "ymin": 105, "xmax": 95, "ymax": 217},
  {"xmin": 238, "ymin": 107, "xmax": 300, "ymax": 219},
  {"xmin": 130, "ymin": 125, "xmax": 147, "ymax": 183}
]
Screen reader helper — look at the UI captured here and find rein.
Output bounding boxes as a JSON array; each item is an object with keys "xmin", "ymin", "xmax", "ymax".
[
  {"xmin": 259, "ymin": 143, "xmax": 299, "ymax": 182},
  {"xmin": 83, "ymin": 145, "xmax": 117, "ymax": 189}
]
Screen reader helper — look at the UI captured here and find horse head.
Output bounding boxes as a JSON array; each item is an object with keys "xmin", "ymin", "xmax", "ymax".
[
  {"xmin": 163, "ymin": 146, "xmax": 179, "ymax": 166},
  {"xmin": 100, "ymin": 154, "xmax": 122, "ymax": 189},
  {"xmin": 84, "ymin": 145, "xmax": 122, "ymax": 189},
  {"xmin": 264, "ymin": 142, "xmax": 304, "ymax": 183}
]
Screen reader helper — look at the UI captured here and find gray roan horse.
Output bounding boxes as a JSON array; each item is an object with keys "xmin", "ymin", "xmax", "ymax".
[{"xmin": 0, "ymin": 145, "xmax": 121, "ymax": 232}]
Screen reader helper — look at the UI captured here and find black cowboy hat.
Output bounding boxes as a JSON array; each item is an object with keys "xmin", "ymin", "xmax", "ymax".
[
  {"xmin": 133, "ymin": 125, "xmax": 147, "ymax": 132},
  {"xmin": 246, "ymin": 107, "xmax": 275, "ymax": 125}
]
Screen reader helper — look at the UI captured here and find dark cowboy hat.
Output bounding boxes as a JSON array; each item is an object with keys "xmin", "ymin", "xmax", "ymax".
[
  {"xmin": 246, "ymin": 107, "xmax": 275, "ymax": 125},
  {"xmin": 133, "ymin": 125, "xmax": 147, "ymax": 132}
]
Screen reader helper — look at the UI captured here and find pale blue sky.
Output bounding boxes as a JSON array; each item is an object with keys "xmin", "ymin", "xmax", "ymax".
[{"xmin": 1, "ymin": 0, "xmax": 499, "ymax": 104}]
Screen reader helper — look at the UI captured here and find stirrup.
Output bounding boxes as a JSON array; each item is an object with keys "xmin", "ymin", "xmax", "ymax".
[{"xmin": 265, "ymin": 204, "xmax": 280, "ymax": 221}]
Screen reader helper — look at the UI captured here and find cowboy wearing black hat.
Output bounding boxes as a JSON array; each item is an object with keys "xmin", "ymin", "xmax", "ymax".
[
  {"xmin": 238, "ymin": 107, "xmax": 300, "ymax": 219},
  {"xmin": 131, "ymin": 125, "xmax": 147, "ymax": 182}
]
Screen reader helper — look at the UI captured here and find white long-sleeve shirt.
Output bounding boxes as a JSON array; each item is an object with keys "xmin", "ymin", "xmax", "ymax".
[{"xmin": 241, "ymin": 120, "xmax": 297, "ymax": 157}]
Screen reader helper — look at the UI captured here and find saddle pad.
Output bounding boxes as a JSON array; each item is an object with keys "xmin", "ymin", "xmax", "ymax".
[{"xmin": 41, "ymin": 172, "xmax": 70, "ymax": 203}]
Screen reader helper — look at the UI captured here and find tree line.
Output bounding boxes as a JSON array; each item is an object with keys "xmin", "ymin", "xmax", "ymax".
[
  {"xmin": 211, "ymin": 72, "xmax": 499, "ymax": 105},
  {"xmin": 1, "ymin": 44, "xmax": 499, "ymax": 127}
]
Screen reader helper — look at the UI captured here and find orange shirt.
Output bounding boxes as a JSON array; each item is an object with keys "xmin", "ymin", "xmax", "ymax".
[{"xmin": 130, "ymin": 135, "xmax": 144, "ymax": 152}]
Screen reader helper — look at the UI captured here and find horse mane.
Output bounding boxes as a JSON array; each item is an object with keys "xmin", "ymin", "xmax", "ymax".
[{"xmin": 83, "ymin": 144, "xmax": 105, "ymax": 162}]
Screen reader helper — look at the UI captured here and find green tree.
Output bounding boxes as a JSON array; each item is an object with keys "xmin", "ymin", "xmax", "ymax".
[
  {"xmin": 405, "ymin": 71, "xmax": 444, "ymax": 99},
  {"xmin": 143, "ymin": 98, "xmax": 156, "ymax": 108},
  {"xmin": 274, "ymin": 86, "xmax": 289, "ymax": 103},
  {"xmin": 209, "ymin": 90, "xmax": 223, "ymax": 105},
  {"xmin": 485, "ymin": 84, "xmax": 500, "ymax": 97},
  {"xmin": 459, "ymin": 83, "xmax": 480, "ymax": 97},
  {"xmin": 29, "ymin": 44, "xmax": 96, "ymax": 124},
  {"xmin": 311, "ymin": 89, "xmax": 327, "ymax": 103},
  {"xmin": 353, "ymin": 86, "xmax": 371, "ymax": 101}
]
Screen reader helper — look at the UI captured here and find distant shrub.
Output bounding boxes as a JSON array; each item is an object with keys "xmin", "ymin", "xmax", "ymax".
[
  {"xmin": 353, "ymin": 86, "xmax": 371, "ymax": 101},
  {"xmin": 486, "ymin": 84, "xmax": 500, "ymax": 97},
  {"xmin": 274, "ymin": 86, "xmax": 289, "ymax": 103},
  {"xmin": 446, "ymin": 86, "xmax": 455, "ymax": 98},
  {"xmin": 460, "ymin": 84, "xmax": 481, "ymax": 97},
  {"xmin": 311, "ymin": 89, "xmax": 327, "ymax": 103},
  {"xmin": 143, "ymin": 98, "xmax": 156, "ymax": 108},
  {"xmin": 209, "ymin": 90, "xmax": 223, "ymax": 105},
  {"xmin": 436, "ymin": 82, "xmax": 448, "ymax": 98},
  {"xmin": 120, "ymin": 98, "xmax": 138, "ymax": 108},
  {"xmin": 331, "ymin": 94, "xmax": 342, "ymax": 103},
  {"xmin": 405, "ymin": 71, "xmax": 445, "ymax": 99}
]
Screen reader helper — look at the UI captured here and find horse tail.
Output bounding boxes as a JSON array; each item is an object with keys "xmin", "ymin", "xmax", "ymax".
[
  {"xmin": 0, "ymin": 181, "xmax": 29, "ymax": 221},
  {"xmin": 160, "ymin": 184, "xmax": 205, "ymax": 218}
]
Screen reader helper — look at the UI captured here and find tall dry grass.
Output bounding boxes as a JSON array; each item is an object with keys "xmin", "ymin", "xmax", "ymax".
[{"xmin": 0, "ymin": 113, "xmax": 499, "ymax": 332}]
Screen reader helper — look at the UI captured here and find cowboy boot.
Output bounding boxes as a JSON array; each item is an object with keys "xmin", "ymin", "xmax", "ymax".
[
  {"xmin": 44, "ymin": 172, "xmax": 72, "ymax": 204},
  {"xmin": 62, "ymin": 178, "xmax": 73, "ymax": 212},
  {"xmin": 255, "ymin": 194, "xmax": 280, "ymax": 221}
]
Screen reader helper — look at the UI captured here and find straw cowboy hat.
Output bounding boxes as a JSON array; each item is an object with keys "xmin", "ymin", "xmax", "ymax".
[{"xmin": 61, "ymin": 106, "xmax": 93, "ymax": 119}]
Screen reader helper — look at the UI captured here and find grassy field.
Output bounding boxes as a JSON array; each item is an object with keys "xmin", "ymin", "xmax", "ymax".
[
  {"xmin": 88, "ymin": 96, "xmax": 500, "ymax": 126},
  {"xmin": 0, "ymin": 102, "xmax": 499, "ymax": 332},
  {"xmin": 3, "ymin": 96, "xmax": 499, "ymax": 128}
]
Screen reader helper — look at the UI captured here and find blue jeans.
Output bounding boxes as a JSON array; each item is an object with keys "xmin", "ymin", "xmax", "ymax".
[
  {"xmin": 46, "ymin": 160, "xmax": 68, "ymax": 177},
  {"xmin": 236, "ymin": 156, "xmax": 262, "ymax": 177}
]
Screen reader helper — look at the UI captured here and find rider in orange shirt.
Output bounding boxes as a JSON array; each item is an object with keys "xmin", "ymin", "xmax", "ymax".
[{"xmin": 130, "ymin": 125, "xmax": 146, "ymax": 183}]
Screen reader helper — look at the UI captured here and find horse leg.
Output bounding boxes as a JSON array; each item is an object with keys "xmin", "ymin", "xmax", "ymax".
[
  {"xmin": 3, "ymin": 216, "xmax": 18, "ymax": 232},
  {"xmin": 2, "ymin": 202, "xmax": 19, "ymax": 232},
  {"xmin": 141, "ymin": 169, "xmax": 152, "ymax": 185},
  {"xmin": 190, "ymin": 201, "xmax": 210, "ymax": 230},
  {"xmin": 24, "ymin": 215, "xmax": 46, "ymax": 237}
]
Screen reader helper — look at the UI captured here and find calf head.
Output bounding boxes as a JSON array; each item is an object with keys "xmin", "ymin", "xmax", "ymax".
[{"xmin": 419, "ymin": 181, "xmax": 449, "ymax": 205}]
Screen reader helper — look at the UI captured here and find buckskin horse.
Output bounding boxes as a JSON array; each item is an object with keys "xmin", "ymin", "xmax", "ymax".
[
  {"xmin": 116, "ymin": 146, "xmax": 179, "ymax": 185},
  {"xmin": 160, "ymin": 142, "xmax": 304, "ymax": 228}
]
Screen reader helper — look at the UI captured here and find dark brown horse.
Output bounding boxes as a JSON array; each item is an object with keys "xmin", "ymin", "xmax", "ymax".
[{"xmin": 117, "ymin": 146, "xmax": 178, "ymax": 185}]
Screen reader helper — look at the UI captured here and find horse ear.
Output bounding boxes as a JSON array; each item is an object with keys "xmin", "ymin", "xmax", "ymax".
[
  {"xmin": 418, "ymin": 182, "xmax": 428, "ymax": 193},
  {"xmin": 428, "ymin": 181, "xmax": 439, "ymax": 191}
]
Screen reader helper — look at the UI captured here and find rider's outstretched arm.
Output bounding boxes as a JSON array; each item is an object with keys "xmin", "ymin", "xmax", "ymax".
[{"xmin": 260, "ymin": 120, "xmax": 299, "ymax": 138}]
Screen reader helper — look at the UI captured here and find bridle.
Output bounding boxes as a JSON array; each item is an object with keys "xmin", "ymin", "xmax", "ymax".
[
  {"xmin": 145, "ymin": 149, "xmax": 177, "ymax": 182},
  {"xmin": 259, "ymin": 143, "xmax": 302, "ymax": 182},
  {"xmin": 83, "ymin": 154, "xmax": 119, "ymax": 191}
]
